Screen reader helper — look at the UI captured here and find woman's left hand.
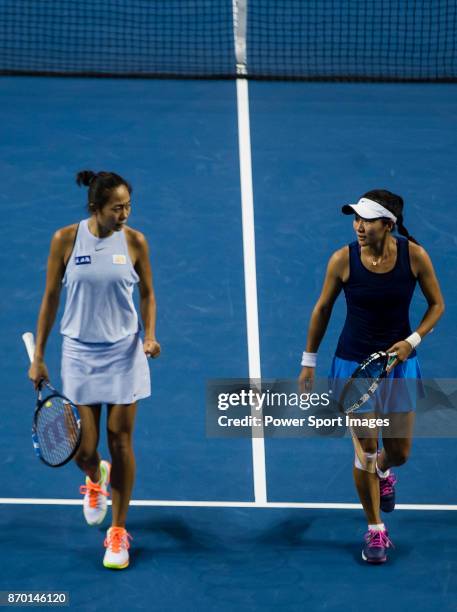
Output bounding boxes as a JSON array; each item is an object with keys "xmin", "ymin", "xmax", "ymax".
[
  {"xmin": 144, "ymin": 338, "xmax": 161, "ymax": 358},
  {"xmin": 385, "ymin": 340, "xmax": 413, "ymax": 371}
]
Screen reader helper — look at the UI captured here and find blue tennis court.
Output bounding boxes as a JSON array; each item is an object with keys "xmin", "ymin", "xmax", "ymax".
[{"xmin": 1, "ymin": 2, "xmax": 457, "ymax": 611}]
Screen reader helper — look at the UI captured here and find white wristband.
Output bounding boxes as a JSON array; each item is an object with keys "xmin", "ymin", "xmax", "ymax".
[
  {"xmin": 405, "ymin": 332, "xmax": 421, "ymax": 349},
  {"xmin": 301, "ymin": 351, "xmax": 317, "ymax": 367}
]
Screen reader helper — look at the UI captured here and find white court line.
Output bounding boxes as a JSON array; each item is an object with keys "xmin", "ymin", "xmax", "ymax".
[
  {"xmin": 235, "ymin": 71, "xmax": 267, "ymax": 499},
  {"xmin": 232, "ymin": 0, "xmax": 267, "ymax": 505},
  {"xmin": 1, "ymin": 498, "xmax": 457, "ymax": 510}
]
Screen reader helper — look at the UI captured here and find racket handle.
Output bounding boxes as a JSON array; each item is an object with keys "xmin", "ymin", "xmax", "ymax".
[
  {"xmin": 22, "ymin": 332, "xmax": 36, "ymax": 363},
  {"xmin": 387, "ymin": 351, "xmax": 398, "ymax": 368}
]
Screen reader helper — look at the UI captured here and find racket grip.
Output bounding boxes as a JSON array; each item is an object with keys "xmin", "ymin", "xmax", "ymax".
[
  {"xmin": 387, "ymin": 352, "xmax": 398, "ymax": 368},
  {"xmin": 22, "ymin": 332, "xmax": 36, "ymax": 363}
]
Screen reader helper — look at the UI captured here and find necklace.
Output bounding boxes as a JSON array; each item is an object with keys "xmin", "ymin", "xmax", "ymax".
[
  {"xmin": 367, "ymin": 239, "xmax": 393, "ymax": 266},
  {"xmin": 371, "ymin": 255, "xmax": 383, "ymax": 266}
]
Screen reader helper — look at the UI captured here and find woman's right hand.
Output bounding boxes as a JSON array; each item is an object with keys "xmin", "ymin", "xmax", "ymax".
[
  {"xmin": 298, "ymin": 366, "xmax": 315, "ymax": 393},
  {"xmin": 28, "ymin": 359, "xmax": 49, "ymax": 390}
]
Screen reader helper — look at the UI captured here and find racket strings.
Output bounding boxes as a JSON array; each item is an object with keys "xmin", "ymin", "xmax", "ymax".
[
  {"xmin": 341, "ymin": 354, "xmax": 389, "ymax": 413},
  {"xmin": 35, "ymin": 394, "xmax": 80, "ymax": 466}
]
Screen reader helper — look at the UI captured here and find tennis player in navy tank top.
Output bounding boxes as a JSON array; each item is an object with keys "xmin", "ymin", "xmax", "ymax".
[
  {"xmin": 298, "ymin": 190, "xmax": 444, "ymax": 564},
  {"xmin": 28, "ymin": 170, "xmax": 161, "ymax": 570}
]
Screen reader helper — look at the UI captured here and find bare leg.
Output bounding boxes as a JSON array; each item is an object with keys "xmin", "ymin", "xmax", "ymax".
[
  {"xmin": 378, "ymin": 412, "xmax": 415, "ymax": 471},
  {"xmin": 107, "ymin": 402, "xmax": 137, "ymax": 528},
  {"xmin": 353, "ymin": 451, "xmax": 382, "ymax": 524},
  {"xmin": 351, "ymin": 416, "xmax": 381, "ymax": 524},
  {"xmin": 74, "ymin": 404, "xmax": 102, "ymax": 482}
]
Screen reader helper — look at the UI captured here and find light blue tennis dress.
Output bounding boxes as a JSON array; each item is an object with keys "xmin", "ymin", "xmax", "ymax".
[{"xmin": 60, "ymin": 219, "xmax": 151, "ymax": 405}]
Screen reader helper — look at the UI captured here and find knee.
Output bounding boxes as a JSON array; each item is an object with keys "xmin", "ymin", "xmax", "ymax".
[
  {"xmin": 107, "ymin": 429, "xmax": 133, "ymax": 456},
  {"xmin": 385, "ymin": 448, "xmax": 410, "ymax": 466},
  {"xmin": 74, "ymin": 445, "xmax": 98, "ymax": 466},
  {"xmin": 360, "ymin": 440, "xmax": 378, "ymax": 455}
]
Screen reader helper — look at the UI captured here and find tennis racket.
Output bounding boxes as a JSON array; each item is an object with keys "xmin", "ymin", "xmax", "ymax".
[
  {"xmin": 22, "ymin": 332, "xmax": 81, "ymax": 467},
  {"xmin": 338, "ymin": 351, "xmax": 397, "ymax": 472}
]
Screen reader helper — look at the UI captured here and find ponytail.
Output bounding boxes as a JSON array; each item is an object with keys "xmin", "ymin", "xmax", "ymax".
[
  {"xmin": 359, "ymin": 189, "xmax": 420, "ymax": 245},
  {"xmin": 76, "ymin": 170, "xmax": 97, "ymax": 187},
  {"xmin": 396, "ymin": 214, "xmax": 420, "ymax": 245}
]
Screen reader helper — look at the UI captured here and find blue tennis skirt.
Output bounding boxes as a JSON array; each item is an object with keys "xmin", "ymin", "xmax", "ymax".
[
  {"xmin": 329, "ymin": 355, "xmax": 424, "ymax": 414},
  {"xmin": 61, "ymin": 332, "xmax": 151, "ymax": 405}
]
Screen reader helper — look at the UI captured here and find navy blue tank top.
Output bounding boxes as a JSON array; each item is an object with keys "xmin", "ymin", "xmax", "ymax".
[{"xmin": 335, "ymin": 237, "xmax": 417, "ymax": 362}]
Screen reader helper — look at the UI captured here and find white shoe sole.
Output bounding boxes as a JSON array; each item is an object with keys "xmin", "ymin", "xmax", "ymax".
[
  {"xmin": 362, "ymin": 550, "xmax": 387, "ymax": 563},
  {"xmin": 103, "ymin": 559, "xmax": 129, "ymax": 570}
]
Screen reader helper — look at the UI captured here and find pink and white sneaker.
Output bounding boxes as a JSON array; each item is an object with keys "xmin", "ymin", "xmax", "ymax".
[
  {"xmin": 362, "ymin": 529, "xmax": 394, "ymax": 563},
  {"xmin": 380, "ymin": 472, "xmax": 397, "ymax": 513}
]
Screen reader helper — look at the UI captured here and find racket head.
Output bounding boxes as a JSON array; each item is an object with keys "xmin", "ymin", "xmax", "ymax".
[
  {"xmin": 338, "ymin": 351, "xmax": 396, "ymax": 415},
  {"xmin": 32, "ymin": 383, "xmax": 81, "ymax": 467}
]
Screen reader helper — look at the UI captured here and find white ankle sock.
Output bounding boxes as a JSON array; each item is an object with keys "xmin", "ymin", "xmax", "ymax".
[
  {"xmin": 376, "ymin": 465, "xmax": 390, "ymax": 479},
  {"xmin": 368, "ymin": 523, "xmax": 386, "ymax": 532}
]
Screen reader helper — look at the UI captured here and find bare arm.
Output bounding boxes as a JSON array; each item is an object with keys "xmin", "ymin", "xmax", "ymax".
[
  {"xmin": 298, "ymin": 247, "xmax": 348, "ymax": 392},
  {"xmin": 35, "ymin": 232, "xmax": 67, "ymax": 357},
  {"xmin": 414, "ymin": 245, "xmax": 445, "ymax": 337},
  {"xmin": 299, "ymin": 249, "xmax": 345, "ymax": 388},
  {"xmin": 134, "ymin": 232, "xmax": 161, "ymax": 358},
  {"xmin": 386, "ymin": 244, "xmax": 445, "ymax": 363},
  {"xmin": 29, "ymin": 229, "xmax": 68, "ymax": 386},
  {"xmin": 305, "ymin": 249, "xmax": 345, "ymax": 352}
]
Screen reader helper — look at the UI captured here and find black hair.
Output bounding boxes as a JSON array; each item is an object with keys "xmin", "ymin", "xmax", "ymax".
[
  {"xmin": 76, "ymin": 170, "xmax": 132, "ymax": 213},
  {"xmin": 361, "ymin": 189, "xmax": 420, "ymax": 245}
]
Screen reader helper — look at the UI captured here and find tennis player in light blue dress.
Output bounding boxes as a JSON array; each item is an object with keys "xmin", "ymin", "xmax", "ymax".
[
  {"xmin": 28, "ymin": 170, "xmax": 160, "ymax": 569},
  {"xmin": 298, "ymin": 190, "xmax": 445, "ymax": 563}
]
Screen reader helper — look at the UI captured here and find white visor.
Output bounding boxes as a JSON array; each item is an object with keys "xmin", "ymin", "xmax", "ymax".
[{"xmin": 342, "ymin": 197, "xmax": 397, "ymax": 222}]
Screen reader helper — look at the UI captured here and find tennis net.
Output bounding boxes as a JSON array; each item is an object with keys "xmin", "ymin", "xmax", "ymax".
[{"xmin": 1, "ymin": 1, "xmax": 456, "ymax": 81}]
